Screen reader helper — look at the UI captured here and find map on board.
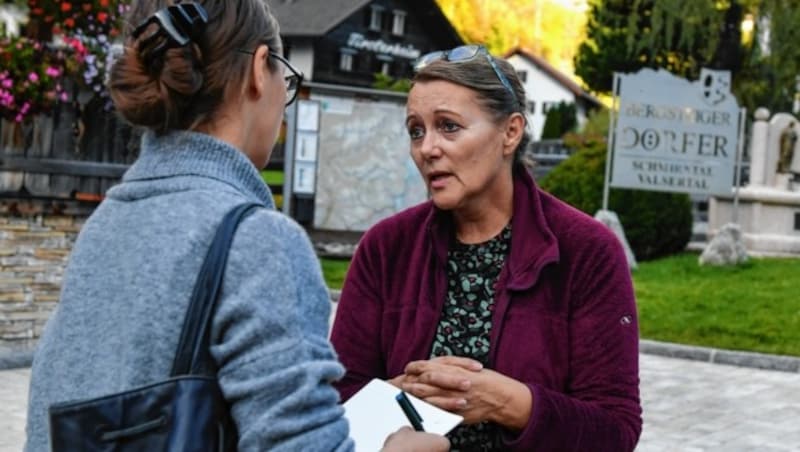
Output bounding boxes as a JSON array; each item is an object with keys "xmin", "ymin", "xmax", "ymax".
[{"xmin": 312, "ymin": 94, "xmax": 427, "ymax": 231}]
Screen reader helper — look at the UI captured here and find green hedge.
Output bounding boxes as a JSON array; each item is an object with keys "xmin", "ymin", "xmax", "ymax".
[{"xmin": 539, "ymin": 125, "xmax": 693, "ymax": 261}]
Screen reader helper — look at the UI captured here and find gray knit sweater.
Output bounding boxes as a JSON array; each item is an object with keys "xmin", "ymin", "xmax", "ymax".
[{"xmin": 25, "ymin": 131, "xmax": 353, "ymax": 451}]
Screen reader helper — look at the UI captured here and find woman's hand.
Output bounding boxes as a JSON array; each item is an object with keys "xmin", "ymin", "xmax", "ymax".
[
  {"xmin": 382, "ymin": 427, "xmax": 450, "ymax": 452},
  {"xmin": 401, "ymin": 356, "xmax": 533, "ymax": 431}
]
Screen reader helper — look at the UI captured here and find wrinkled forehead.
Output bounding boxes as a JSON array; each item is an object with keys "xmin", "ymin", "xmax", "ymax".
[{"xmin": 406, "ymin": 80, "xmax": 490, "ymax": 120}]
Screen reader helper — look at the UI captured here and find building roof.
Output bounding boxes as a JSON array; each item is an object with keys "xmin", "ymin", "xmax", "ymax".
[
  {"xmin": 271, "ymin": 0, "xmax": 372, "ymax": 37},
  {"xmin": 505, "ymin": 47, "xmax": 602, "ymax": 108},
  {"xmin": 270, "ymin": 0, "xmax": 462, "ymax": 45}
]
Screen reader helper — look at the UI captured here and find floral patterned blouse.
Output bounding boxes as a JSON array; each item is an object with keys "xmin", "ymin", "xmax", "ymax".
[{"xmin": 429, "ymin": 224, "xmax": 512, "ymax": 452}]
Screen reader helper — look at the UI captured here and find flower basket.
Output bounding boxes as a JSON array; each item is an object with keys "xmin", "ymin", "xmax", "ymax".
[{"xmin": 0, "ymin": 36, "xmax": 68, "ymax": 123}]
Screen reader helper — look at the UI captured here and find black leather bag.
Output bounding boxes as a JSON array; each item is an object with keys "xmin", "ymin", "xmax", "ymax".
[{"xmin": 48, "ymin": 203, "xmax": 261, "ymax": 452}]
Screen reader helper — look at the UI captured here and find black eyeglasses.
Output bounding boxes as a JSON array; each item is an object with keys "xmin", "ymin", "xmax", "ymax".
[
  {"xmin": 413, "ymin": 45, "xmax": 519, "ymax": 104},
  {"xmin": 237, "ymin": 47, "xmax": 304, "ymax": 106}
]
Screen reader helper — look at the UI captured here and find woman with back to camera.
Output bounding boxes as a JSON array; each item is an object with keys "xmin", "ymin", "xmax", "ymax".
[
  {"xmin": 330, "ymin": 45, "xmax": 642, "ymax": 451},
  {"xmin": 24, "ymin": 1, "xmax": 448, "ymax": 451}
]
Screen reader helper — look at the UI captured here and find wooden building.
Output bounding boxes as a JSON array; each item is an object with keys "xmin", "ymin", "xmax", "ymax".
[{"xmin": 271, "ymin": 0, "xmax": 462, "ymax": 88}]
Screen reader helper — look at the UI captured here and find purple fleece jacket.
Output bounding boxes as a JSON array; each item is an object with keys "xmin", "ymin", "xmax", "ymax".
[{"xmin": 330, "ymin": 167, "xmax": 642, "ymax": 451}]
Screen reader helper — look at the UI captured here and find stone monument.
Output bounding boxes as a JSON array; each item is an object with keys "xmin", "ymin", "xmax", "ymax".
[
  {"xmin": 778, "ymin": 122, "xmax": 797, "ymax": 171},
  {"xmin": 707, "ymin": 108, "xmax": 800, "ymax": 256}
]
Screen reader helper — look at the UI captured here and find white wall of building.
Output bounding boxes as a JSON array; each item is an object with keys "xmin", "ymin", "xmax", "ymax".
[
  {"xmin": 507, "ymin": 54, "xmax": 581, "ymax": 140},
  {"xmin": 289, "ymin": 41, "xmax": 315, "ymax": 82}
]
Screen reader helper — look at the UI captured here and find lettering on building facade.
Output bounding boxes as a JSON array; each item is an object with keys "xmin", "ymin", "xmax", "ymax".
[{"xmin": 347, "ymin": 32, "xmax": 421, "ymax": 59}]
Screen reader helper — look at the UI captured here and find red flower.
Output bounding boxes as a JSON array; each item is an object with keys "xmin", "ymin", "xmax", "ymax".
[
  {"xmin": 61, "ymin": 2, "xmax": 72, "ymax": 12},
  {"xmin": 97, "ymin": 12, "xmax": 108, "ymax": 23},
  {"xmin": 64, "ymin": 18, "xmax": 75, "ymax": 28}
]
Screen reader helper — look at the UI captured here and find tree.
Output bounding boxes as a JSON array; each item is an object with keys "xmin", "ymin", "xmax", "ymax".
[
  {"xmin": 574, "ymin": 0, "xmax": 646, "ymax": 93},
  {"xmin": 435, "ymin": 0, "xmax": 588, "ymax": 76},
  {"xmin": 372, "ymin": 73, "xmax": 412, "ymax": 93},
  {"xmin": 540, "ymin": 101, "xmax": 577, "ymax": 139},
  {"xmin": 575, "ymin": 0, "xmax": 742, "ymax": 94},
  {"xmin": 736, "ymin": 0, "xmax": 800, "ymax": 113}
]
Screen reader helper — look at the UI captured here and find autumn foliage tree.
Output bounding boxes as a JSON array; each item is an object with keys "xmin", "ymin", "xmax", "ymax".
[{"xmin": 435, "ymin": 0, "xmax": 588, "ymax": 75}]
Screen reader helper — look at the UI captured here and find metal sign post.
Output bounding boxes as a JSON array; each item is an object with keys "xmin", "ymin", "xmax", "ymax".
[{"xmin": 602, "ymin": 73, "xmax": 620, "ymax": 211}]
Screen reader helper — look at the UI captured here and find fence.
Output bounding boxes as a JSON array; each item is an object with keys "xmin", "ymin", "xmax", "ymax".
[
  {"xmin": 0, "ymin": 97, "xmax": 137, "ymax": 200},
  {"xmin": 524, "ymin": 139, "xmax": 573, "ymax": 180},
  {"xmin": 0, "ymin": 98, "xmax": 286, "ymax": 201}
]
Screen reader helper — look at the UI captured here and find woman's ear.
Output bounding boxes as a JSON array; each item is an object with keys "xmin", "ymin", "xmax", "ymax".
[
  {"xmin": 503, "ymin": 112, "xmax": 526, "ymax": 156},
  {"xmin": 245, "ymin": 44, "xmax": 270, "ymax": 99}
]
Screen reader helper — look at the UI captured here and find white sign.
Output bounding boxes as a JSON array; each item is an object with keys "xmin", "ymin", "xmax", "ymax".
[
  {"xmin": 347, "ymin": 32, "xmax": 421, "ymax": 59},
  {"xmin": 293, "ymin": 161, "xmax": 317, "ymax": 195},
  {"xmin": 292, "ymin": 100, "xmax": 320, "ymax": 195},
  {"xmin": 297, "ymin": 100, "xmax": 320, "ymax": 132},
  {"xmin": 611, "ymin": 68, "xmax": 744, "ymax": 196},
  {"xmin": 295, "ymin": 131, "xmax": 318, "ymax": 162}
]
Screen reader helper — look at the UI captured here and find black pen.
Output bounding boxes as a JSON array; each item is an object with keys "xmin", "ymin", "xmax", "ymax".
[{"xmin": 395, "ymin": 391, "xmax": 425, "ymax": 432}]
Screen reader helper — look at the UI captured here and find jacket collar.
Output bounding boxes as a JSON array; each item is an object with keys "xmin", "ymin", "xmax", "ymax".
[{"xmin": 427, "ymin": 166, "xmax": 560, "ymax": 291}]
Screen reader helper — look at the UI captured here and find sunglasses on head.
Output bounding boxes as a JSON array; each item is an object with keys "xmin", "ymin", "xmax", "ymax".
[{"xmin": 413, "ymin": 45, "xmax": 519, "ymax": 104}]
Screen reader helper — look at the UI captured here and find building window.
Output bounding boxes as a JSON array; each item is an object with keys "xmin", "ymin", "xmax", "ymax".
[
  {"xmin": 517, "ymin": 70, "xmax": 528, "ymax": 83},
  {"xmin": 392, "ymin": 10, "xmax": 406, "ymax": 36},
  {"xmin": 369, "ymin": 5, "xmax": 384, "ymax": 31},
  {"xmin": 527, "ymin": 101, "xmax": 535, "ymax": 114},
  {"xmin": 340, "ymin": 49, "xmax": 356, "ymax": 72}
]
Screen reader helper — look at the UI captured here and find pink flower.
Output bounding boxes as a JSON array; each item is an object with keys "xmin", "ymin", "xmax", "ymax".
[
  {"xmin": 60, "ymin": 92, "xmax": 69, "ymax": 102},
  {"xmin": 46, "ymin": 66, "xmax": 61, "ymax": 77},
  {"xmin": 28, "ymin": 72, "xmax": 39, "ymax": 83},
  {"xmin": 1, "ymin": 79, "xmax": 11, "ymax": 89},
  {"xmin": 14, "ymin": 114, "xmax": 23, "ymax": 123}
]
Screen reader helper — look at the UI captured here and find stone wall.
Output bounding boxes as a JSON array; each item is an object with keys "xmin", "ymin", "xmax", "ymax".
[{"xmin": 0, "ymin": 198, "xmax": 94, "ymax": 341}]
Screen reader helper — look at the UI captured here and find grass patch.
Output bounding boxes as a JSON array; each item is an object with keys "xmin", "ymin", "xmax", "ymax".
[
  {"xmin": 321, "ymin": 258, "xmax": 351, "ymax": 290},
  {"xmin": 634, "ymin": 253, "xmax": 800, "ymax": 356},
  {"xmin": 261, "ymin": 170, "xmax": 284, "ymax": 186}
]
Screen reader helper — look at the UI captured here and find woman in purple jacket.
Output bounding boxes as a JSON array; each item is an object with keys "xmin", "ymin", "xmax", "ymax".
[{"xmin": 330, "ymin": 45, "xmax": 642, "ymax": 452}]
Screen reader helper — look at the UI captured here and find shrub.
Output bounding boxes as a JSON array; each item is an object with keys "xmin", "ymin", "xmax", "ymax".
[
  {"xmin": 372, "ymin": 73, "xmax": 412, "ymax": 93},
  {"xmin": 538, "ymin": 110, "xmax": 693, "ymax": 261},
  {"xmin": 540, "ymin": 101, "xmax": 577, "ymax": 139}
]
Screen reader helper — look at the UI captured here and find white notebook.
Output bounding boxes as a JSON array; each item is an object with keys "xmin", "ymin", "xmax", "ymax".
[{"xmin": 343, "ymin": 378, "xmax": 464, "ymax": 452}]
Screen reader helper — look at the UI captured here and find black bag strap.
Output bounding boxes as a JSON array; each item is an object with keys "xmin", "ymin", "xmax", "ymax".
[{"xmin": 171, "ymin": 203, "xmax": 262, "ymax": 376}]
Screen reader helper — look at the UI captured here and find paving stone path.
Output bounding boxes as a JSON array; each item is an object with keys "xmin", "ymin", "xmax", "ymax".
[{"xmin": 1, "ymin": 353, "xmax": 798, "ymax": 451}]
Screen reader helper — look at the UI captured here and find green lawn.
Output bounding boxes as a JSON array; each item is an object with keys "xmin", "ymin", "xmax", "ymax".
[
  {"xmin": 321, "ymin": 258, "xmax": 350, "ymax": 290},
  {"xmin": 322, "ymin": 253, "xmax": 800, "ymax": 357},
  {"xmin": 634, "ymin": 253, "xmax": 800, "ymax": 357},
  {"xmin": 260, "ymin": 170, "xmax": 284, "ymax": 186}
]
